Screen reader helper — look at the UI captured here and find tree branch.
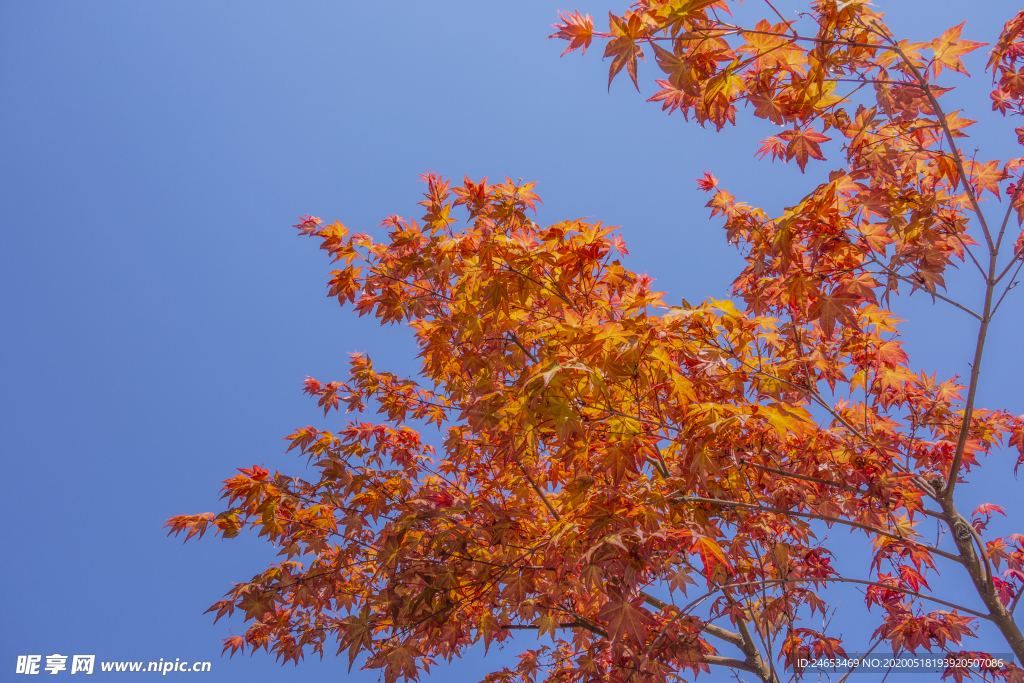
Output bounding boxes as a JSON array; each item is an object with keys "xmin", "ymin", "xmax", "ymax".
[
  {"xmin": 642, "ymin": 592, "xmax": 744, "ymax": 648},
  {"xmin": 674, "ymin": 495, "xmax": 963, "ymax": 564}
]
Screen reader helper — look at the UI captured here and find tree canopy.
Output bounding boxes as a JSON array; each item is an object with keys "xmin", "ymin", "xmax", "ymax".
[{"xmin": 168, "ymin": 2, "xmax": 1024, "ymax": 681}]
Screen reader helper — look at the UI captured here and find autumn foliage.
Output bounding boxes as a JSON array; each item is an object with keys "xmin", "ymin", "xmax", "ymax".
[{"xmin": 168, "ymin": 2, "xmax": 1024, "ymax": 681}]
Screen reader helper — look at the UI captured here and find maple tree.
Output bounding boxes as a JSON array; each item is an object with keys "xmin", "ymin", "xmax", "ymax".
[{"xmin": 167, "ymin": 1, "xmax": 1024, "ymax": 681}]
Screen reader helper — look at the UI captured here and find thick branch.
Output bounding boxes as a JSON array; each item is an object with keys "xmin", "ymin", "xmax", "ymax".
[
  {"xmin": 722, "ymin": 588, "xmax": 779, "ymax": 683},
  {"xmin": 939, "ymin": 497, "xmax": 1024, "ymax": 660},
  {"xmin": 642, "ymin": 592, "xmax": 744, "ymax": 648},
  {"xmin": 943, "ymin": 276, "xmax": 995, "ymax": 499}
]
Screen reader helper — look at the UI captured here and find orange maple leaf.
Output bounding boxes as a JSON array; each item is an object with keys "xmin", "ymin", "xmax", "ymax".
[
  {"xmin": 604, "ymin": 12, "xmax": 646, "ymax": 91},
  {"xmin": 809, "ymin": 290, "xmax": 861, "ymax": 337},
  {"xmin": 696, "ymin": 171, "xmax": 719, "ymax": 191},
  {"xmin": 550, "ymin": 10, "xmax": 595, "ymax": 57},
  {"xmin": 778, "ymin": 126, "xmax": 831, "ymax": 172},
  {"xmin": 756, "ymin": 135, "xmax": 788, "ymax": 162},
  {"xmin": 969, "ymin": 159, "xmax": 1008, "ymax": 198},
  {"xmin": 942, "ymin": 110, "xmax": 977, "ymax": 138},
  {"xmin": 929, "ymin": 22, "xmax": 987, "ymax": 77},
  {"xmin": 597, "ymin": 593, "xmax": 653, "ymax": 648}
]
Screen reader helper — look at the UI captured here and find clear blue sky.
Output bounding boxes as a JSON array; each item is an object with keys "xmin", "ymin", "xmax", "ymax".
[{"xmin": 2, "ymin": 1, "xmax": 1021, "ymax": 680}]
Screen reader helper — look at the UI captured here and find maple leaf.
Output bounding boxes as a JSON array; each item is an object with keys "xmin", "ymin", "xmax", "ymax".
[
  {"xmin": 809, "ymin": 290, "xmax": 861, "ymax": 337},
  {"xmin": 696, "ymin": 171, "xmax": 718, "ymax": 191},
  {"xmin": 857, "ymin": 221, "xmax": 894, "ymax": 253},
  {"xmin": 284, "ymin": 426, "xmax": 321, "ymax": 454},
  {"xmin": 756, "ymin": 135, "xmax": 788, "ymax": 162},
  {"xmin": 973, "ymin": 503, "xmax": 1008, "ymax": 519},
  {"xmin": 1001, "ymin": 68, "xmax": 1024, "ymax": 97},
  {"xmin": 972, "ymin": 504, "xmax": 1007, "ymax": 534},
  {"xmin": 380, "ymin": 642, "xmax": 418, "ymax": 683},
  {"xmin": 597, "ymin": 593, "xmax": 653, "ymax": 649},
  {"xmin": 778, "ymin": 126, "xmax": 831, "ymax": 172},
  {"xmin": 942, "ymin": 110, "xmax": 977, "ymax": 138},
  {"xmin": 221, "ymin": 636, "xmax": 245, "ymax": 658},
  {"xmin": 749, "ymin": 91, "xmax": 787, "ymax": 125},
  {"xmin": 293, "ymin": 215, "xmax": 322, "ymax": 236},
  {"xmin": 478, "ymin": 613, "xmax": 502, "ymax": 654},
  {"xmin": 501, "ymin": 574, "xmax": 532, "ymax": 605},
  {"xmin": 550, "ymin": 10, "xmax": 595, "ymax": 56},
  {"xmin": 929, "ymin": 22, "xmax": 987, "ymax": 77},
  {"xmin": 703, "ymin": 63, "xmax": 745, "ymax": 112},
  {"xmin": 604, "ymin": 12, "xmax": 646, "ymax": 91},
  {"xmin": 874, "ymin": 340, "xmax": 908, "ymax": 367},
  {"xmin": 969, "ymin": 159, "xmax": 1008, "ymax": 198},
  {"xmin": 648, "ymin": 79, "xmax": 688, "ymax": 115},
  {"xmin": 691, "ymin": 536, "xmax": 730, "ymax": 585},
  {"xmin": 992, "ymin": 88, "xmax": 1015, "ymax": 115},
  {"xmin": 899, "ymin": 565, "xmax": 930, "ymax": 592}
]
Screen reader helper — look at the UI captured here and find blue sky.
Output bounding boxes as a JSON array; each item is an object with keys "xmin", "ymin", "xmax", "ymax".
[{"xmin": 2, "ymin": 1, "xmax": 1022, "ymax": 680}]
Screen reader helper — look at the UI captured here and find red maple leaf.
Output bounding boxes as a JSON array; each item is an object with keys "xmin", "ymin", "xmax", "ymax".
[{"xmin": 778, "ymin": 126, "xmax": 832, "ymax": 172}]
